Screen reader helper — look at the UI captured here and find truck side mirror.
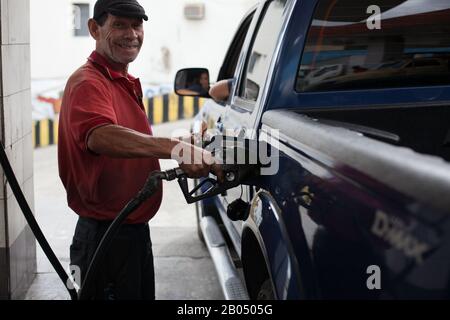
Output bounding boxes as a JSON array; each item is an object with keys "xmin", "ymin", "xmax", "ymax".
[{"xmin": 174, "ymin": 68, "xmax": 211, "ymax": 98}]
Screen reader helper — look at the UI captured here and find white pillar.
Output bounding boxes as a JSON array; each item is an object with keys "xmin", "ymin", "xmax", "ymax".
[{"xmin": 0, "ymin": 0, "xmax": 35, "ymax": 300}]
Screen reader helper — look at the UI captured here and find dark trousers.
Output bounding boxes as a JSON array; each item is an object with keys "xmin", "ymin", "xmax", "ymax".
[{"xmin": 70, "ymin": 216, "xmax": 155, "ymax": 300}]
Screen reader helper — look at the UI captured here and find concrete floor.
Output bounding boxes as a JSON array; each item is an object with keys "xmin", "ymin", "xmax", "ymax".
[{"xmin": 25, "ymin": 119, "xmax": 223, "ymax": 300}]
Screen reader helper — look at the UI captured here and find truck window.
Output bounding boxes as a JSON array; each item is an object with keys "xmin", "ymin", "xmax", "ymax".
[
  {"xmin": 238, "ymin": 0, "xmax": 289, "ymax": 103},
  {"xmin": 218, "ymin": 11, "xmax": 255, "ymax": 81},
  {"xmin": 296, "ymin": 0, "xmax": 450, "ymax": 92}
]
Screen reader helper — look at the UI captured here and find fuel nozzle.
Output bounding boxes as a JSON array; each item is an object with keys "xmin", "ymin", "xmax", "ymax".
[
  {"xmin": 177, "ymin": 163, "xmax": 258, "ymax": 204},
  {"xmin": 162, "ymin": 167, "xmax": 185, "ymax": 181},
  {"xmin": 177, "ymin": 135, "xmax": 262, "ymax": 203}
]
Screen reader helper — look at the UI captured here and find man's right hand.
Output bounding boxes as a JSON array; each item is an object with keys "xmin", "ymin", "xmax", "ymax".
[{"xmin": 174, "ymin": 141, "xmax": 224, "ymax": 182}]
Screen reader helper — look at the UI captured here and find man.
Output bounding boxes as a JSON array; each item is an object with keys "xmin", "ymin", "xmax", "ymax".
[
  {"xmin": 58, "ymin": 0, "xmax": 221, "ymax": 300},
  {"xmin": 187, "ymin": 71, "xmax": 210, "ymax": 96},
  {"xmin": 209, "ymin": 78, "xmax": 234, "ymax": 101}
]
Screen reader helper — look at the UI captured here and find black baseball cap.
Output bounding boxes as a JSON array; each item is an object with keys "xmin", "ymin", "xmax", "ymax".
[{"xmin": 93, "ymin": 0, "xmax": 148, "ymax": 21}]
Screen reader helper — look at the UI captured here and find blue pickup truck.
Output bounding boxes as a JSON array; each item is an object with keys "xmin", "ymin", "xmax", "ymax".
[{"xmin": 175, "ymin": 0, "xmax": 450, "ymax": 299}]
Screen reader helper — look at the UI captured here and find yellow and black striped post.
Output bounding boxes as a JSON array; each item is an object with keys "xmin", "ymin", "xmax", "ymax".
[
  {"xmin": 32, "ymin": 118, "xmax": 59, "ymax": 148},
  {"xmin": 146, "ymin": 93, "xmax": 204, "ymax": 125}
]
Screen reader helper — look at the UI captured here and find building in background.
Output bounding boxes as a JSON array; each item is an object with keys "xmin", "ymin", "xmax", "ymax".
[{"xmin": 30, "ymin": 0, "xmax": 257, "ymax": 119}]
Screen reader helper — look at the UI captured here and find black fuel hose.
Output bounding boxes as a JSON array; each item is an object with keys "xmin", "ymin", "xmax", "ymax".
[
  {"xmin": 78, "ymin": 168, "xmax": 183, "ymax": 300},
  {"xmin": 0, "ymin": 144, "xmax": 79, "ymax": 300},
  {"xmin": 0, "ymin": 141, "xmax": 185, "ymax": 300}
]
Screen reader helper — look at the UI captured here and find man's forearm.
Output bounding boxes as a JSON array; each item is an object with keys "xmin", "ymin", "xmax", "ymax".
[{"xmin": 87, "ymin": 124, "xmax": 178, "ymax": 158}]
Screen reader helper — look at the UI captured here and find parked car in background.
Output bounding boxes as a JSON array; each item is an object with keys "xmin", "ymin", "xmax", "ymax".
[
  {"xmin": 302, "ymin": 64, "xmax": 344, "ymax": 88},
  {"xmin": 308, "ymin": 57, "xmax": 450, "ymax": 91}
]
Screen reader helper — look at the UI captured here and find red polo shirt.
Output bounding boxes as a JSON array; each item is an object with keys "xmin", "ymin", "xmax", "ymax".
[{"xmin": 58, "ymin": 51, "xmax": 162, "ymax": 224}]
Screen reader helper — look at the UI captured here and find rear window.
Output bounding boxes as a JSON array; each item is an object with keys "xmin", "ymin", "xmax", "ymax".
[{"xmin": 296, "ymin": 0, "xmax": 450, "ymax": 92}]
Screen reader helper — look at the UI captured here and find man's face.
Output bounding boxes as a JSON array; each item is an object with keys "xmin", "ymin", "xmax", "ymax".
[
  {"xmin": 200, "ymin": 73, "xmax": 209, "ymax": 89},
  {"xmin": 92, "ymin": 14, "xmax": 144, "ymax": 66}
]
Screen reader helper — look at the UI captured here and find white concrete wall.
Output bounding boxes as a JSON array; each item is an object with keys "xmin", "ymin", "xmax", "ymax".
[
  {"xmin": 1, "ymin": 0, "xmax": 36, "ymax": 299},
  {"xmin": 1, "ymin": 0, "xmax": 34, "ymax": 245},
  {"xmin": 31, "ymin": 0, "xmax": 258, "ymax": 87},
  {"xmin": 1, "ymin": 0, "xmax": 34, "ymax": 242}
]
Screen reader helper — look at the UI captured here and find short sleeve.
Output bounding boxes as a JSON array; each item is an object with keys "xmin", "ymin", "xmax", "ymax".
[{"xmin": 67, "ymin": 79, "xmax": 118, "ymax": 151}]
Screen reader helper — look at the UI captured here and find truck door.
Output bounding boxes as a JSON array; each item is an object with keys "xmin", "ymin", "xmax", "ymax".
[{"xmin": 218, "ymin": 0, "xmax": 292, "ymax": 241}]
